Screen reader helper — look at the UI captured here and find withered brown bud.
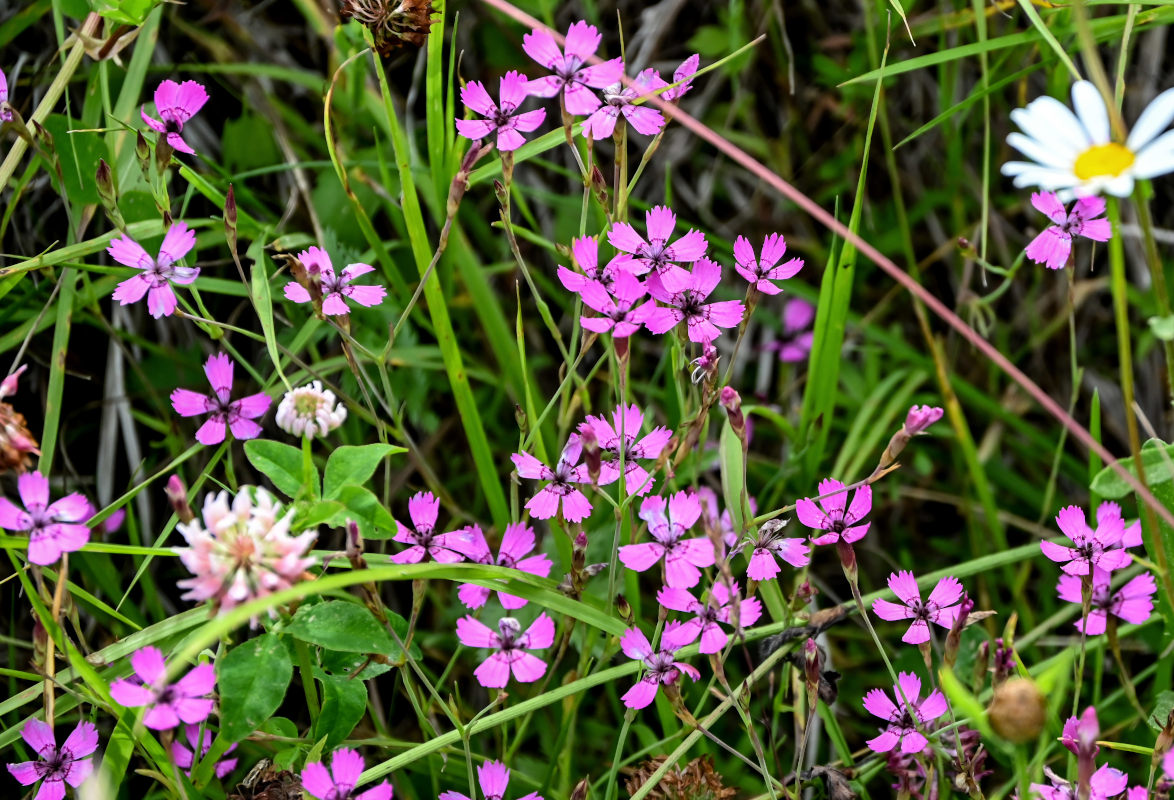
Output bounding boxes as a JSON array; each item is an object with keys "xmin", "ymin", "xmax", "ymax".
[
  {"xmin": 340, "ymin": 0, "xmax": 439, "ymax": 55},
  {"xmin": 988, "ymin": 677, "xmax": 1046, "ymax": 743},
  {"xmin": 569, "ymin": 777, "xmax": 589, "ymax": 800},
  {"xmin": 578, "ymin": 422, "xmax": 601, "ymax": 485}
]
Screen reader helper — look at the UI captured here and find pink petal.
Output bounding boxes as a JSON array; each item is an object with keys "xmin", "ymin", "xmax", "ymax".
[
  {"xmin": 146, "ymin": 285, "xmax": 178, "ymax": 318},
  {"xmin": 228, "ymin": 416, "xmax": 263, "ymax": 441},
  {"xmin": 202, "ymin": 353, "xmax": 234, "ymax": 403},
  {"xmin": 166, "ymin": 132, "xmax": 196, "ymax": 155},
  {"xmin": 562, "ymin": 82, "xmax": 601, "ymax": 115},
  {"xmin": 233, "ymin": 392, "xmax": 271, "ymax": 420},
  {"xmin": 1055, "ymin": 505, "xmax": 1090, "ymax": 543},
  {"xmin": 140, "ymin": 107, "xmax": 166, "ymax": 133},
  {"xmin": 195, "ymin": 418, "xmax": 228, "ymax": 446},
  {"xmin": 456, "ymin": 616, "xmax": 499, "ymax": 648},
  {"xmin": 917, "ymin": 689, "xmax": 949, "ymax": 722},
  {"xmin": 620, "ymin": 627, "xmax": 653, "ymax": 660},
  {"xmin": 656, "ymin": 586, "xmax": 698, "ymax": 613},
  {"xmin": 159, "ymin": 223, "xmax": 196, "ymax": 263},
  {"xmin": 623, "ymin": 105, "xmax": 665, "ymax": 136},
  {"xmin": 500, "ymin": 522, "xmax": 536, "ymax": 561},
  {"xmin": 512, "ymin": 107, "xmax": 545, "ymax": 133},
  {"xmin": 175, "ymin": 662, "xmax": 216, "ymax": 697},
  {"xmin": 7, "ymin": 761, "xmax": 41, "ymax": 786},
  {"xmin": 153, "ymin": 80, "xmax": 180, "ymax": 116},
  {"xmin": 621, "ymin": 678, "xmax": 659, "ymax": 709},
  {"xmin": 698, "ymin": 623, "xmax": 728, "ymax": 654},
  {"xmin": 112, "ymin": 274, "xmax": 151, "ymax": 306},
  {"xmin": 1078, "ymin": 217, "xmax": 1112, "ymax": 242},
  {"xmin": 901, "ymin": 619, "xmax": 931, "ymax": 645},
  {"xmin": 301, "ymin": 762, "xmax": 336, "ymax": 798},
  {"xmin": 109, "ymin": 680, "xmax": 155, "ymax": 708},
  {"xmin": 581, "ymin": 106, "xmax": 620, "ymax": 140},
  {"xmin": 794, "ymin": 497, "xmax": 828, "ymax": 531},
  {"xmin": 496, "ymin": 127, "xmax": 527, "ymax": 151},
  {"xmin": 887, "ymin": 570, "xmax": 921, "ymax": 606},
  {"xmin": 845, "ymin": 483, "xmax": 872, "ymax": 522},
  {"xmin": 560, "ymin": 489, "xmax": 593, "ymax": 522},
  {"xmin": 511, "ymin": 451, "xmax": 550, "ymax": 480},
  {"xmin": 732, "ymin": 235, "xmax": 755, "ymax": 269},
  {"xmin": 143, "ymin": 704, "xmax": 184, "ymax": 730},
  {"xmin": 524, "ymin": 487, "xmax": 561, "ymax": 520},
  {"xmin": 107, "ymin": 235, "xmax": 152, "ymax": 269},
  {"xmin": 330, "ymin": 748, "xmax": 366, "ymax": 788},
  {"xmin": 576, "ymin": 58, "xmax": 624, "ymax": 90},
  {"xmin": 170, "ymin": 388, "xmax": 212, "ymax": 418},
  {"xmin": 130, "ymin": 646, "xmax": 167, "ymax": 684},
  {"xmin": 862, "ymin": 688, "xmax": 898, "ymax": 721},
  {"xmin": 499, "ymin": 71, "xmax": 531, "ymax": 109},
  {"xmin": 341, "ymin": 262, "xmax": 376, "ymax": 281},
  {"xmin": 478, "ymin": 761, "xmax": 511, "ymax": 800},
  {"xmin": 284, "ymin": 282, "xmax": 312, "ymax": 303},
  {"xmin": 21, "ymin": 718, "xmax": 57, "ymax": 755},
  {"xmin": 521, "ymin": 612, "xmax": 556, "ymax": 649},
  {"xmin": 1025, "ymin": 227, "xmax": 1072, "ymax": 270},
  {"xmin": 322, "ymin": 293, "xmax": 350, "ymax": 315},
  {"xmin": 608, "ymin": 222, "xmax": 648, "ymax": 256},
  {"xmin": 663, "ymin": 552, "xmax": 701, "ymax": 588},
  {"xmin": 618, "ymin": 541, "xmax": 663, "ymax": 572},
  {"xmin": 667, "ymin": 229, "xmax": 709, "ymax": 263},
  {"xmin": 169, "ymin": 80, "xmax": 209, "ymax": 122},
  {"xmin": 457, "ymin": 583, "xmax": 491, "ymax": 609},
  {"xmin": 407, "ymin": 491, "xmax": 439, "ymax": 530},
  {"xmin": 643, "ymin": 306, "xmax": 682, "ymax": 335},
  {"xmin": 927, "ymin": 575, "xmax": 964, "ymax": 607},
  {"xmin": 474, "ymin": 653, "xmax": 512, "ymax": 688},
  {"xmin": 1030, "ymin": 191, "xmax": 1068, "ymax": 224},
  {"xmin": 746, "ymin": 551, "xmax": 780, "ymax": 581},
  {"xmin": 563, "ymin": 20, "xmax": 601, "ymax": 59},
  {"xmin": 900, "ymin": 730, "xmax": 929, "ymax": 754},
  {"xmin": 522, "ymin": 29, "xmax": 563, "ymax": 70},
  {"xmin": 62, "ymin": 719, "xmax": 99, "ymax": 758},
  {"xmin": 509, "ymin": 652, "xmax": 548, "ymax": 682},
  {"xmin": 460, "ymin": 80, "xmax": 497, "ymax": 117},
  {"xmin": 871, "ymin": 598, "xmax": 914, "ymax": 622},
  {"xmin": 866, "ymin": 729, "xmax": 901, "ymax": 753},
  {"xmin": 524, "ymin": 74, "xmax": 563, "ymax": 99}
]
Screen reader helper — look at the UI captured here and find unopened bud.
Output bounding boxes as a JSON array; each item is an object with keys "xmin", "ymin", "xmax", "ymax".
[
  {"xmin": 514, "ymin": 404, "xmax": 528, "ymax": 437},
  {"xmin": 34, "ymin": 120, "xmax": 52, "ymax": 149},
  {"xmin": 135, "ymin": 131, "xmax": 151, "ymax": 175},
  {"xmin": 720, "ymin": 386, "xmax": 744, "ymax": 439},
  {"xmin": 346, "ymin": 519, "xmax": 364, "ymax": 560},
  {"xmin": 578, "ymin": 422, "xmax": 601, "ymax": 484},
  {"xmin": 570, "ymin": 777, "xmax": 589, "ymax": 800},
  {"xmin": 165, "ymin": 474, "xmax": 194, "ymax": 524},
  {"xmin": 225, "ymin": 184, "xmax": 238, "ymax": 240},
  {"xmin": 803, "ymin": 638, "xmax": 821, "ymax": 689},
  {"xmin": 0, "ymin": 364, "xmax": 27, "ymax": 399},
  {"xmin": 973, "ymin": 640, "xmax": 990, "ymax": 691},
  {"xmin": 155, "ymin": 135, "xmax": 174, "ymax": 174},
  {"xmin": 795, "ymin": 580, "xmax": 816, "ymax": 604},
  {"xmin": 992, "ymin": 637, "xmax": 1016, "ymax": 685},
  {"xmin": 943, "ymin": 593, "xmax": 973, "ymax": 669},
  {"xmin": 988, "ymin": 677, "xmax": 1046, "ymax": 743},
  {"xmin": 590, "ymin": 164, "xmax": 609, "ymax": 206},
  {"xmin": 905, "ymin": 405, "xmax": 944, "ymax": 435},
  {"xmin": 616, "ymin": 594, "xmax": 632, "ymax": 624},
  {"xmin": 95, "ymin": 159, "xmax": 114, "ymax": 203}
]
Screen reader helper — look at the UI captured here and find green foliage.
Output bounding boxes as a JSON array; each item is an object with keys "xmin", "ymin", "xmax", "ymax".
[{"xmin": 217, "ymin": 633, "xmax": 294, "ymax": 743}]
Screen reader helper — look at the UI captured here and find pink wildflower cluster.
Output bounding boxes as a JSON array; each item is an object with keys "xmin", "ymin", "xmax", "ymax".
[{"xmin": 1032, "ymin": 708, "xmax": 1150, "ymax": 800}]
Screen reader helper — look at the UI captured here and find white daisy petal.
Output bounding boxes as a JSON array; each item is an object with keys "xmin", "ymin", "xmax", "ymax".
[
  {"xmin": 1132, "ymin": 129, "xmax": 1174, "ymax": 179},
  {"xmin": 1103, "ymin": 174, "xmax": 1135, "ymax": 197},
  {"xmin": 1011, "ymin": 167, "xmax": 1081, "ymax": 190},
  {"xmin": 1025, "ymin": 96, "xmax": 1091, "ymax": 153},
  {"xmin": 1127, "ymin": 89, "xmax": 1174, "ymax": 152},
  {"xmin": 1007, "ymin": 132, "xmax": 1073, "ymax": 169},
  {"xmin": 1071, "ymin": 81, "xmax": 1111, "ymax": 145}
]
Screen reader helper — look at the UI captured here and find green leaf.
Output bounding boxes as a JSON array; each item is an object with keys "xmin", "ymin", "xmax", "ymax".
[
  {"xmin": 89, "ymin": 0, "xmax": 159, "ymax": 25},
  {"xmin": 1090, "ymin": 438, "xmax": 1174, "ymax": 499},
  {"xmin": 320, "ymin": 649, "xmax": 396, "ymax": 680},
  {"xmin": 217, "ymin": 633, "xmax": 293, "ymax": 743},
  {"xmin": 42, "ymin": 116, "xmax": 105, "ymax": 206},
  {"xmin": 1149, "ymin": 690, "xmax": 1174, "ymax": 732},
  {"xmin": 296, "ymin": 500, "xmax": 347, "ymax": 530},
  {"xmin": 323, "ymin": 443, "xmax": 403, "ymax": 500},
  {"xmin": 313, "ymin": 668, "xmax": 368, "ymax": 747},
  {"xmin": 285, "ymin": 600, "xmax": 402, "ymax": 659},
  {"xmin": 245, "ymin": 439, "xmax": 314, "ymax": 499},
  {"xmin": 330, "ymin": 485, "xmax": 397, "ymax": 540},
  {"xmin": 1150, "ymin": 315, "xmax": 1174, "ymax": 342}
]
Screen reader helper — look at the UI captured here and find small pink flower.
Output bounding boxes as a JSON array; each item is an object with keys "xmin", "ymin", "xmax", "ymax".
[
  {"xmin": 904, "ymin": 405, "xmax": 944, "ymax": 435},
  {"xmin": 0, "ymin": 68, "xmax": 13, "ymax": 122},
  {"xmin": 743, "ymin": 520, "xmax": 810, "ymax": 581},
  {"xmin": 141, "ymin": 79, "xmax": 208, "ymax": 155},
  {"xmin": 695, "ymin": 487, "xmax": 742, "ymax": 552},
  {"xmin": 0, "ymin": 470, "xmax": 92, "ymax": 565},
  {"xmin": 452, "ymin": 522, "xmax": 552, "ymax": 609},
  {"xmin": 872, "ymin": 571, "xmax": 964, "ymax": 645},
  {"xmin": 732, "ymin": 234, "xmax": 803, "ymax": 295},
  {"xmin": 170, "ymin": 353, "xmax": 271, "ymax": 446},
  {"xmin": 6, "ymin": 719, "xmax": 99, "ymax": 799},
  {"xmin": 1030, "ymin": 765, "xmax": 1128, "ymax": 800},
  {"xmin": 609, "ymin": 206, "xmax": 708, "ymax": 292},
  {"xmin": 523, "ymin": 21, "xmax": 623, "ymax": 115},
  {"xmin": 109, "ymin": 223, "xmax": 199, "ymax": 319},
  {"xmin": 171, "ymin": 725, "xmax": 237, "ymax": 778},
  {"xmin": 579, "ymin": 270, "xmax": 656, "ymax": 338},
  {"xmin": 391, "ymin": 491, "xmax": 466, "ymax": 564},
  {"xmin": 1164, "ymin": 748, "xmax": 1174, "ymax": 778},
  {"xmin": 1059, "ymin": 706, "xmax": 1099, "ymax": 758},
  {"xmin": 644, "ymin": 258, "xmax": 745, "ymax": 343},
  {"xmin": 1025, "ymin": 191, "xmax": 1112, "ymax": 270},
  {"xmin": 796, "ymin": 478, "xmax": 871, "ymax": 546},
  {"xmin": 619, "ymin": 623, "xmax": 700, "ymax": 709},
  {"xmin": 439, "ymin": 760, "xmax": 543, "ymax": 800},
  {"xmin": 660, "ymin": 54, "xmax": 700, "ymax": 102},
  {"xmin": 511, "ymin": 436, "xmax": 593, "ymax": 522},
  {"xmin": 863, "ymin": 672, "xmax": 948, "ymax": 754},
  {"xmin": 581, "ymin": 70, "xmax": 666, "ymax": 140},
  {"xmin": 582, "ymin": 404, "xmax": 671, "ymax": 495},
  {"xmin": 456, "ymin": 71, "xmax": 546, "ymax": 151},
  {"xmin": 557, "ymin": 236, "xmax": 635, "ymax": 294},
  {"xmin": 302, "ymin": 747, "xmax": 392, "ymax": 800},
  {"xmin": 1056, "ymin": 567, "xmax": 1156, "ymax": 634},
  {"xmin": 109, "ymin": 646, "xmax": 215, "ymax": 730},
  {"xmin": 283, "ymin": 246, "xmax": 386, "ymax": 315},
  {"xmin": 657, "ymin": 581, "xmax": 762, "ymax": 653},
  {"xmin": 1041, "ymin": 504, "xmax": 1133, "ymax": 576},
  {"xmin": 1099, "ymin": 500, "xmax": 1143, "ymax": 548},
  {"xmin": 456, "ymin": 614, "xmax": 554, "ymax": 687},
  {"xmin": 619, "ymin": 491, "xmax": 715, "ymax": 588},
  {"xmin": 765, "ymin": 297, "xmax": 815, "ymax": 363}
]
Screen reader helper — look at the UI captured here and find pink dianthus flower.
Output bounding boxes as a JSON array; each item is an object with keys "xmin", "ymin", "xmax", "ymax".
[
  {"xmin": 556, "ymin": 236, "xmax": 635, "ymax": 294},
  {"xmin": 582, "ymin": 404, "xmax": 670, "ymax": 494},
  {"xmin": 656, "ymin": 581, "xmax": 762, "ymax": 653},
  {"xmin": 619, "ymin": 623, "xmax": 699, "ymax": 709},
  {"xmin": 743, "ymin": 519, "xmax": 810, "ymax": 580},
  {"xmin": 391, "ymin": 491, "xmax": 466, "ymax": 564},
  {"xmin": 456, "ymin": 71, "xmax": 546, "ymax": 152},
  {"xmin": 109, "ymin": 646, "xmax": 215, "ymax": 730},
  {"xmin": 872, "ymin": 571, "xmax": 965, "ymax": 645},
  {"xmin": 618, "ymin": 491, "xmax": 715, "ymax": 588},
  {"xmin": 732, "ymin": 234, "xmax": 803, "ymax": 295},
  {"xmin": 644, "ymin": 258, "xmax": 745, "ymax": 343},
  {"xmin": 452, "ymin": 522, "xmax": 552, "ymax": 609},
  {"xmin": 141, "ymin": 79, "xmax": 208, "ymax": 155},
  {"xmin": 863, "ymin": 672, "xmax": 948, "ymax": 755},
  {"xmin": 1041, "ymin": 504, "xmax": 1133, "ymax": 575},
  {"xmin": 511, "ymin": 436, "xmax": 593, "ymax": 522},
  {"xmin": 440, "ymin": 760, "xmax": 543, "ymax": 800},
  {"xmin": 6, "ymin": 719, "xmax": 98, "ymax": 800},
  {"xmin": 109, "ymin": 223, "xmax": 199, "ymax": 318},
  {"xmin": 522, "ymin": 21, "xmax": 623, "ymax": 115},
  {"xmin": 0, "ymin": 470, "xmax": 92, "ymax": 565},
  {"xmin": 580, "ymin": 70, "xmax": 666, "ymax": 140},
  {"xmin": 796, "ymin": 478, "xmax": 871, "ymax": 546},
  {"xmin": 170, "ymin": 353, "xmax": 271, "ymax": 446},
  {"xmin": 660, "ymin": 54, "xmax": 700, "ymax": 102},
  {"xmin": 283, "ymin": 246, "xmax": 386, "ymax": 315},
  {"xmin": 1056, "ymin": 567, "xmax": 1156, "ymax": 634},
  {"xmin": 1025, "ymin": 191, "xmax": 1112, "ymax": 270},
  {"xmin": 302, "ymin": 748, "xmax": 392, "ymax": 800},
  {"xmin": 456, "ymin": 614, "xmax": 554, "ymax": 687},
  {"xmin": 609, "ymin": 205, "xmax": 707, "ymax": 293}
]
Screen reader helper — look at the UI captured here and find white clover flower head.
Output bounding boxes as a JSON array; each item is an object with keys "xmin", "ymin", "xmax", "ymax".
[
  {"xmin": 1002, "ymin": 80, "xmax": 1174, "ymax": 200},
  {"xmin": 174, "ymin": 486, "xmax": 316, "ymax": 623},
  {"xmin": 275, "ymin": 380, "xmax": 347, "ymax": 438}
]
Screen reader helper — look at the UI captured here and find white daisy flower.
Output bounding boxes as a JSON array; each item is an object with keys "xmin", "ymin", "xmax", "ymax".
[{"xmin": 1002, "ymin": 80, "xmax": 1174, "ymax": 199}]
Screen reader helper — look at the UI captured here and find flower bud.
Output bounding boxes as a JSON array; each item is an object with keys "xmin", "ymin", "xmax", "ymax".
[
  {"xmin": 973, "ymin": 640, "xmax": 990, "ymax": 691},
  {"xmin": 570, "ymin": 778, "xmax": 589, "ymax": 800},
  {"xmin": 224, "ymin": 184, "xmax": 238, "ymax": 244},
  {"xmin": 135, "ymin": 130, "xmax": 151, "ymax": 175},
  {"xmin": 577, "ymin": 422, "xmax": 601, "ymax": 485},
  {"xmin": 943, "ymin": 592, "xmax": 973, "ymax": 669},
  {"xmin": 0, "ymin": 365, "xmax": 27, "ymax": 399},
  {"xmin": 992, "ymin": 638, "xmax": 1016, "ymax": 685},
  {"xmin": 720, "ymin": 386, "xmax": 744, "ymax": 440},
  {"xmin": 987, "ymin": 677, "xmax": 1046, "ymax": 743},
  {"xmin": 616, "ymin": 593, "xmax": 632, "ymax": 624},
  {"xmin": 165, "ymin": 474, "xmax": 195, "ymax": 524},
  {"xmin": 803, "ymin": 638, "xmax": 821, "ymax": 689},
  {"xmin": 345, "ymin": 519, "xmax": 364, "ymax": 560},
  {"xmin": 905, "ymin": 405, "xmax": 944, "ymax": 435},
  {"xmin": 795, "ymin": 580, "xmax": 817, "ymax": 604}
]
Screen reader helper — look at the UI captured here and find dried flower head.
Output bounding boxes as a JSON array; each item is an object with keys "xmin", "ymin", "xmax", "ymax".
[
  {"xmin": 0, "ymin": 365, "xmax": 40, "ymax": 474},
  {"xmin": 275, "ymin": 381, "xmax": 347, "ymax": 438},
  {"xmin": 622, "ymin": 755, "xmax": 735, "ymax": 800},
  {"xmin": 340, "ymin": 0, "xmax": 438, "ymax": 54},
  {"xmin": 987, "ymin": 677, "xmax": 1047, "ymax": 743}
]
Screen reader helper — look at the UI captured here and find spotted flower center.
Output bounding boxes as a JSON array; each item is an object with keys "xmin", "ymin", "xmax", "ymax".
[
  {"xmin": 37, "ymin": 748, "xmax": 72, "ymax": 781},
  {"xmin": 1073, "ymin": 143, "xmax": 1135, "ymax": 180}
]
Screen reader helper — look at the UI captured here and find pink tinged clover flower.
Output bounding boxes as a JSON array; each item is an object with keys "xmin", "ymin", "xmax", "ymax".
[
  {"xmin": 456, "ymin": 71, "xmax": 546, "ymax": 152},
  {"xmin": 453, "ymin": 522, "xmax": 552, "ymax": 609},
  {"xmin": 283, "ymin": 246, "xmax": 386, "ymax": 315},
  {"xmin": 579, "ymin": 270, "xmax": 656, "ymax": 338},
  {"xmin": 511, "ymin": 436, "xmax": 593, "ymax": 522},
  {"xmin": 797, "ymin": 479, "xmax": 872, "ymax": 546},
  {"xmin": 302, "ymin": 748, "xmax": 392, "ymax": 800},
  {"xmin": 170, "ymin": 353, "xmax": 271, "ymax": 446},
  {"xmin": 439, "ymin": 760, "xmax": 543, "ymax": 800},
  {"xmin": 1042, "ymin": 504, "xmax": 1132, "ymax": 575},
  {"xmin": 557, "ymin": 235, "xmax": 635, "ymax": 294},
  {"xmin": 872, "ymin": 572, "xmax": 964, "ymax": 645},
  {"xmin": 619, "ymin": 491, "xmax": 715, "ymax": 588},
  {"xmin": 172, "ymin": 725, "xmax": 237, "ymax": 779},
  {"xmin": 733, "ymin": 234, "xmax": 803, "ymax": 295},
  {"xmin": 645, "ymin": 258, "xmax": 745, "ymax": 343},
  {"xmin": 0, "ymin": 470, "xmax": 92, "ymax": 566},
  {"xmin": 581, "ymin": 70, "xmax": 666, "ymax": 140},
  {"xmin": 1025, "ymin": 192, "xmax": 1112, "ymax": 270},
  {"xmin": 660, "ymin": 54, "xmax": 700, "ymax": 102},
  {"xmin": 7, "ymin": 719, "xmax": 98, "ymax": 800},
  {"xmin": 108, "ymin": 646, "xmax": 214, "ymax": 730},
  {"xmin": 609, "ymin": 205, "xmax": 708, "ymax": 293},
  {"xmin": 584, "ymin": 404, "xmax": 671, "ymax": 494},
  {"xmin": 744, "ymin": 520, "xmax": 811, "ymax": 581},
  {"xmin": 863, "ymin": 672, "xmax": 948, "ymax": 755},
  {"xmin": 141, "ymin": 79, "xmax": 208, "ymax": 155},
  {"xmin": 656, "ymin": 581, "xmax": 762, "ymax": 654},
  {"xmin": 619, "ymin": 623, "xmax": 700, "ymax": 709},
  {"xmin": 391, "ymin": 491, "xmax": 465, "ymax": 564},
  {"xmin": 1056, "ymin": 568, "xmax": 1156, "ymax": 634},
  {"xmin": 456, "ymin": 613, "xmax": 555, "ymax": 687},
  {"xmin": 523, "ymin": 21, "xmax": 623, "ymax": 115},
  {"xmin": 109, "ymin": 222, "xmax": 199, "ymax": 319}
]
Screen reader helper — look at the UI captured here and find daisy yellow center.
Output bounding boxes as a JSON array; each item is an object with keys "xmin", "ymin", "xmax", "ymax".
[{"xmin": 1073, "ymin": 143, "xmax": 1135, "ymax": 180}]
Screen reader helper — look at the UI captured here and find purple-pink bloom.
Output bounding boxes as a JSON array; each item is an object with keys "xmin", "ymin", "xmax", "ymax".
[
  {"xmin": 1025, "ymin": 191, "xmax": 1112, "ymax": 270},
  {"xmin": 557, "ymin": 236, "xmax": 635, "ymax": 294},
  {"xmin": 1164, "ymin": 748, "xmax": 1174, "ymax": 778},
  {"xmin": 452, "ymin": 522, "xmax": 552, "ymax": 609},
  {"xmin": 302, "ymin": 747, "xmax": 392, "ymax": 800},
  {"xmin": 581, "ymin": 70, "xmax": 666, "ymax": 140},
  {"xmin": 660, "ymin": 54, "xmax": 700, "ymax": 102},
  {"xmin": 0, "ymin": 68, "xmax": 13, "ymax": 122},
  {"xmin": 391, "ymin": 491, "xmax": 465, "ymax": 564},
  {"xmin": 108, "ymin": 646, "xmax": 215, "ymax": 730},
  {"xmin": 456, "ymin": 71, "xmax": 546, "ymax": 151},
  {"xmin": 6, "ymin": 719, "xmax": 98, "ymax": 800},
  {"xmin": 904, "ymin": 405, "xmax": 944, "ymax": 435},
  {"xmin": 109, "ymin": 222, "xmax": 199, "ymax": 319},
  {"xmin": 609, "ymin": 206, "xmax": 708, "ymax": 293},
  {"xmin": 695, "ymin": 486, "xmax": 744, "ymax": 552},
  {"xmin": 796, "ymin": 478, "xmax": 871, "ymax": 546},
  {"xmin": 1030, "ymin": 765, "xmax": 1128, "ymax": 800},
  {"xmin": 872, "ymin": 571, "xmax": 964, "ymax": 645},
  {"xmin": 743, "ymin": 519, "xmax": 810, "ymax": 580},
  {"xmin": 579, "ymin": 270, "xmax": 656, "ymax": 338},
  {"xmin": 439, "ymin": 760, "xmax": 542, "ymax": 800},
  {"xmin": 170, "ymin": 353, "xmax": 271, "ymax": 446},
  {"xmin": 1042, "ymin": 504, "xmax": 1133, "ymax": 576},
  {"xmin": 644, "ymin": 258, "xmax": 745, "ymax": 343},
  {"xmin": 522, "ymin": 21, "xmax": 623, "ymax": 115},
  {"xmin": 511, "ymin": 436, "xmax": 593, "ymax": 522},
  {"xmin": 619, "ymin": 623, "xmax": 700, "ymax": 709},
  {"xmin": 657, "ymin": 581, "xmax": 762, "ymax": 653},
  {"xmin": 765, "ymin": 297, "xmax": 815, "ymax": 363},
  {"xmin": 0, "ymin": 470, "xmax": 92, "ymax": 566},
  {"xmin": 456, "ymin": 613, "xmax": 554, "ymax": 688},
  {"xmin": 583, "ymin": 404, "xmax": 671, "ymax": 495},
  {"xmin": 732, "ymin": 234, "xmax": 803, "ymax": 295},
  {"xmin": 171, "ymin": 725, "xmax": 237, "ymax": 778},
  {"xmin": 619, "ymin": 491, "xmax": 715, "ymax": 588},
  {"xmin": 1056, "ymin": 568, "xmax": 1156, "ymax": 634},
  {"xmin": 863, "ymin": 672, "xmax": 948, "ymax": 755},
  {"xmin": 140, "ymin": 79, "xmax": 208, "ymax": 155},
  {"xmin": 283, "ymin": 246, "xmax": 386, "ymax": 315}
]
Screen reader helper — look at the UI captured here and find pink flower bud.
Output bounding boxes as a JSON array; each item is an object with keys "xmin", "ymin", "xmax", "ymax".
[
  {"xmin": 904, "ymin": 404, "xmax": 944, "ymax": 435},
  {"xmin": 165, "ymin": 474, "xmax": 195, "ymax": 524},
  {"xmin": 0, "ymin": 364, "xmax": 27, "ymax": 399},
  {"xmin": 720, "ymin": 386, "xmax": 745, "ymax": 439}
]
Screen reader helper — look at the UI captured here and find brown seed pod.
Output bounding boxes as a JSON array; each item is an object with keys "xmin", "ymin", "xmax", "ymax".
[{"xmin": 987, "ymin": 676, "xmax": 1047, "ymax": 743}]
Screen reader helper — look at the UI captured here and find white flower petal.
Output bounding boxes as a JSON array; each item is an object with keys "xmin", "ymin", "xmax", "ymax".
[
  {"xmin": 1103, "ymin": 174, "xmax": 1135, "ymax": 197},
  {"xmin": 1010, "ymin": 166, "xmax": 1081, "ymax": 190},
  {"xmin": 1071, "ymin": 80, "xmax": 1111, "ymax": 145},
  {"xmin": 1021, "ymin": 96, "xmax": 1090, "ymax": 154},
  {"xmin": 1131, "ymin": 129, "xmax": 1174, "ymax": 179},
  {"xmin": 1127, "ymin": 87, "xmax": 1174, "ymax": 152},
  {"xmin": 1007, "ymin": 132, "xmax": 1073, "ymax": 169}
]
